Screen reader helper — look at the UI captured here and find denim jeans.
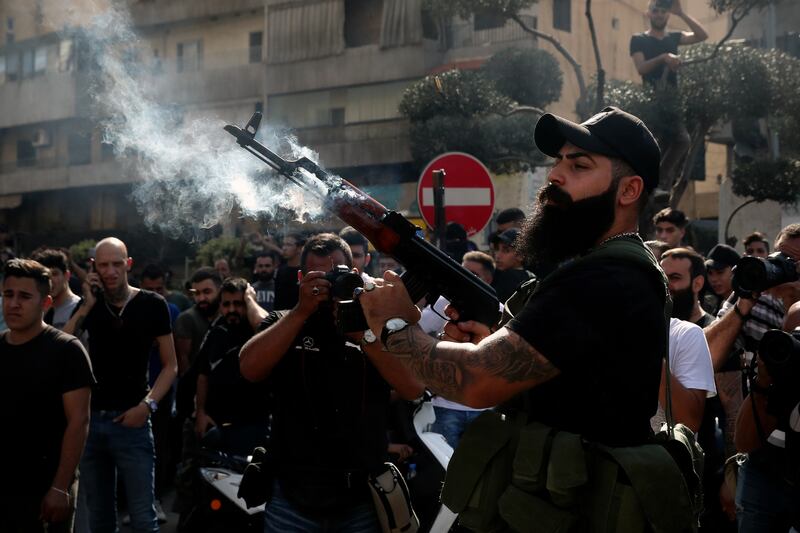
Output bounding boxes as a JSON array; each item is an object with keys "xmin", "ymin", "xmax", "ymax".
[
  {"xmin": 431, "ymin": 407, "xmax": 485, "ymax": 448},
  {"xmin": 736, "ymin": 454, "xmax": 799, "ymax": 533},
  {"xmin": 264, "ymin": 480, "xmax": 379, "ymax": 533},
  {"xmin": 80, "ymin": 411, "xmax": 158, "ymax": 533}
]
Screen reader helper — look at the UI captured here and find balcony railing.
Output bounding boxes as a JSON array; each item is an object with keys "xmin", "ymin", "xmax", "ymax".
[{"xmin": 449, "ymin": 14, "xmax": 538, "ymax": 49}]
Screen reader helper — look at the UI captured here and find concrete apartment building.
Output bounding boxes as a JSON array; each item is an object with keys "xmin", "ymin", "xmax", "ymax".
[{"xmin": 0, "ymin": 0, "xmax": 728, "ymax": 251}]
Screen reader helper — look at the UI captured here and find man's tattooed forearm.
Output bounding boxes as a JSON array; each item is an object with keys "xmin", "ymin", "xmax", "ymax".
[
  {"xmin": 384, "ymin": 325, "xmax": 557, "ymax": 398},
  {"xmin": 469, "ymin": 334, "xmax": 557, "ymax": 382}
]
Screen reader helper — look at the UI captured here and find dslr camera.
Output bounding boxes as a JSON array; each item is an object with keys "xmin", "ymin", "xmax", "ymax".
[
  {"xmin": 324, "ymin": 265, "xmax": 370, "ymax": 334},
  {"xmin": 732, "ymin": 252, "xmax": 798, "ymax": 299}
]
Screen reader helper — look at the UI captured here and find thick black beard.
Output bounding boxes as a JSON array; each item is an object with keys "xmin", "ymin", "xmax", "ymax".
[
  {"xmin": 197, "ymin": 298, "xmax": 220, "ymax": 318},
  {"xmin": 670, "ymin": 286, "xmax": 695, "ymax": 320},
  {"xmin": 255, "ymin": 272, "xmax": 274, "ymax": 283},
  {"xmin": 518, "ymin": 180, "xmax": 618, "ymax": 267}
]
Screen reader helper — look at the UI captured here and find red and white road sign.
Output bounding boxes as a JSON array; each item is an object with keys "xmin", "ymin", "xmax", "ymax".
[{"xmin": 417, "ymin": 152, "xmax": 495, "ymax": 236}]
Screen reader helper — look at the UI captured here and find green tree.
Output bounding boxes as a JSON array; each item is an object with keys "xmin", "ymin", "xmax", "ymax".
[
  {"xmin": 400, "ymin": 52, "xmax": 562, "ymax": 172},
  {"xmin": 602, "ymin": 43, "xmax": 800, "ymax": 211}
]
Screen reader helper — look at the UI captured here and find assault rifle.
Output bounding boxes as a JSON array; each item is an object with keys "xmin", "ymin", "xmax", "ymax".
[{"xmin": 225, "ymin": 112, "xmax": 500, "ymax": 331}]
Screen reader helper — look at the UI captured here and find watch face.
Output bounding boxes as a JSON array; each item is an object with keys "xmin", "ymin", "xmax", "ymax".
[
  {"xmin": 363, "ymin": 329, "xmax": 377, "ymax": 343},
  {"xmin": 386, "ymin": 318, "xmax": 408, "ymax": 331}
]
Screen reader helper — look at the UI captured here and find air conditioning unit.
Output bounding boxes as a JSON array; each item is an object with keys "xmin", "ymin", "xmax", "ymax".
[{"xmin": 32, "ymin": 128, "xmax": 51, "ymax": 147}]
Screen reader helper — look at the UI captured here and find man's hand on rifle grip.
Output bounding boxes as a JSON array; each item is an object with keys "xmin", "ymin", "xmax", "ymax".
[
  {"xmin": 358, "ymin": 271, "xmax": 421, "ymax": 339},
  {"xmin": 443, "ymin": 305, "xmax": 492, "ymax": 344}
]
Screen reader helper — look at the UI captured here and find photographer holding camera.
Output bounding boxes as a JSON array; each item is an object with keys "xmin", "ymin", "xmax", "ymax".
[
  {"xmin": 702, "ymin": 225, "xmax": 800, "ymax": 531},
  {"xmin": 239, "ymin": 233, "xmax": 423, "ymax": 533},
  {"xmin": 734, "ymin": 329, "xmax": 800, "ymax": 531}
]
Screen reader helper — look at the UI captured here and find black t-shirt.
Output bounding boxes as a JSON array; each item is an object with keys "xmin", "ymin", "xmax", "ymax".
[
  {"xmin": 492, "ymin": 268, "xmax": 536, "ymax": 304},
  {"xmin": 273, "ymin": 265, "xmax": 301, "ymax": 311},
  {"xmin": 252, "ymin": 278, "xmax": 276, "ymax": 312},
  {"xmin": 629, "ymin": 31, "xmax": 682, "ymax": 87},
  {"xmin": 260, "ymin": 311, "xmax": 390, "ymax": 474},
  {"xmin": 196, "ymin": 318, "xmax": 270, "ymax": 426},
  {"xmin": 506, "ymin": 260, "xmax": 666, "ymax": 446},
  {"xmin": 83, "ymin": 290, "xmax": 172, "ymax": 410},
  {"xmin": 2, "ymin": 326, "xmax": 95, "ymax": 492}
]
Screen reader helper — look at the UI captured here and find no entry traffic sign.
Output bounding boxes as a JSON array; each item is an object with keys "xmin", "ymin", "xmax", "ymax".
[{"xmin": 417, "ymin": 152, "xmax": 495, "ymax": 236}]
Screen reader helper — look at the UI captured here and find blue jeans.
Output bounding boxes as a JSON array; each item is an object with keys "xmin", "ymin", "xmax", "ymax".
[
  {"xmin": 736, "ymin": 454, "xmax": 799, "ymax": 532},
  {"xmin": 432, "ymin": 407, "xmax": 485, "ymax": 448},
  {"xmin": 80, "ymin": 411, "xmax": 158, "ymax": 533},
  {"xmin": 264, "ymin": 480, "xmax": 379, "ymax": 533}
]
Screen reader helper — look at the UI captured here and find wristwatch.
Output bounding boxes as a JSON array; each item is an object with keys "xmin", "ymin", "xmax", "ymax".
[
  {"xmin": 142, "ymin": 397, "xmax": 158, "ymax": 413},
  {"xmin": 362, "ymin": 329, "xmax": 378, "ymax": 344},
  {"xmin": 381, "ymin": 317, "xmax": 409, "ymax": 346}
]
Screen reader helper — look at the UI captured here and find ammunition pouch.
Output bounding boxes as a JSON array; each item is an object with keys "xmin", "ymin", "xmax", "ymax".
[{"xmin": 441, "ymin": 414, "xmax": 699, "ymax": 533}]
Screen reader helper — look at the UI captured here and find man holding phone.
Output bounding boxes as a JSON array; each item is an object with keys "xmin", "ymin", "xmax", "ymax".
[{"xmin": 64, "ymin": 237, "xmax": 177, "ymax": 533}]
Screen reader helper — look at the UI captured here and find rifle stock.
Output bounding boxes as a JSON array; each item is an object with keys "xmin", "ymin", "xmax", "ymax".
[{"xmin": 225, "ymin": 112, "xmax": 500, "ymax": 328}]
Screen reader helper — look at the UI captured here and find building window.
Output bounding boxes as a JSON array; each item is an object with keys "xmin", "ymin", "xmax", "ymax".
[
  {"xmin": 474, "ymin": 8, "xmax": 506, "ymax": 31},
  {"xmin": 34, "ymin": 46, "xmax": 47, "ymax": 74},
  {"xmin": 553, "ymin": 0, "xmax": 571, "ymax": 32},
  {"xmin": 177, "ymin": 40, "xmax": 202, "ymax": 72},
  {"xmin": 6, "ymin": 17, "xmax": 14, "ymax": 44},
  {"xmin": 249, "ymin": 31, "xmax": 263, "ymax": 63},
  {"xmin": 16, "ymin": 140, "xmax": 36, "ymax": 167},
  {"xmin": 68, "ymin": 132, "xmax": 92, "ymax": 166},
  {"xmin": 611, "ymin": 17, "xmax": 620, "ymax": 30},
  {"xmin": 344, "ymin": 0, "xmax": 383, "ymax": 47}
]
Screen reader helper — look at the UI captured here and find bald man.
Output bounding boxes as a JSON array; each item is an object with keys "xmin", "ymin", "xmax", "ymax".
[{"xmin": 65, "ymin": 237, "xmax": 177, "ymax": 533}]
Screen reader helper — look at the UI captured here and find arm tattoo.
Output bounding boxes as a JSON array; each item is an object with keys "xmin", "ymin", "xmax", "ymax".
[{"xmin": 385, "ymin": 325, "xmax": 557, "ymax": 401}]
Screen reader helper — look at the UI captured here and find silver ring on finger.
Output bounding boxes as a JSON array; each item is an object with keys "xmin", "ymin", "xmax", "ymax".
[
  {"xmin": 364, "ymin": 280, "xmax": 376, "ymax": 292},
  {"xmin": 437, "ymin": 331, "xmax": 446, "ymax": 340},
  {"xmin": 311, "ymin": 286, "xmax": 320, "ymax": 296}
]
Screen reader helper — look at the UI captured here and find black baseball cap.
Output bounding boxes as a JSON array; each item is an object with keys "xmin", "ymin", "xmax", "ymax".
[
  {"xmin": 490, "ymin": 228, "xmax": 521, "ymax": 247},
  {"xmin": 534, "ymin": 106, "xmax": 661, "ymax": 191},
  {"xmin": 705, "ymin": 244, "xmax": 741, "ymax": 271}
]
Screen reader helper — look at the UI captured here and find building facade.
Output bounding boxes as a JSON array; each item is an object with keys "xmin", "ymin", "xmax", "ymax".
[{"xmin": 0, "ymin": 0, "xmax": 728, "ymax": 254}]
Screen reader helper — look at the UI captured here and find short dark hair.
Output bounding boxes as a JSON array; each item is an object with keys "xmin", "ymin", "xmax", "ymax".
[
  {"xmin": 221, "ymin": 277, "xmax": 248, "ymax": 295},
  {"xmin": 610, "ymin": 157, "xmax": 650, "ymax": 210},
  {"xmin": 743, "ymin": 231, "xmax": 769, "ymax": 252},
  {"xmin": 4, "ymin": 258, "xmax": 51, "ymax": 299},
  {"xmin": 339, "ymin": 227, "xmax": 369, "ymax": 250},
  {"xmin": 31, "ymin": 248, "xmax": 69, "ymax": 273},
  {"xmin": 644, "ymin": 240, "xmax": 670, "ymax": 259},
  {"xmin": 284, "ymin": 232, "xmax": 307, "ymax": 247},
  {"xmin": 653, "ymin": 207, "xmax": 688, "ymax": 228},
  {"xmin": 190, "ymin": 266, "xmax": 222, "ymax": 287},
  {"xmin": 661, "ymin": 247, "xmax": 706, "ymax": 280},
  {"xmin": 775, "ymin": 224, "xmax": 800, "ymax": 249},
  {"xmin": 255, "ymin": 251, "xmax": 277, "ymax": 263},
  {"xmin": 496, "ymin": 208, "xmax": 525, "ymax": 225},
  {"xmin": 141, "ymin": 263, "xmax": 165, "ymax": 281},
  {"xmin": 301, "ymin": 233, "xmax": 353, "ymax": 271},
  {"xmin": 463, "ymin": 251, "xmax": 495, "ymax": 276}
]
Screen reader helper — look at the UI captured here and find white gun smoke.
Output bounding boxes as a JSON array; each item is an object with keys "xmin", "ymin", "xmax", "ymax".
[{"xmin": 58, "ymin": 1, "xmax": 328, "ymax": 236}]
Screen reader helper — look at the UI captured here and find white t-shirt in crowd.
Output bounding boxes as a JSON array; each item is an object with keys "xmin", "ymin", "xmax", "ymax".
[{"xmin": 651, "ymin": 318, "xmax": 717, "ymax": 432}]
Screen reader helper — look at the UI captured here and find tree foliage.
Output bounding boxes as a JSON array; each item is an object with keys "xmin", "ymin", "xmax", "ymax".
[
  {"xmin": 401, "ymin": 47, "xmax": 562, "ymax": 173},
  {"xmin": 598, "ymin": 43, "xmax": 800, "ymax": 207},
  {"xmin": 483, "ymin": 47, "xmax": 563, "ymax": 108},
  {"xmin": 731, "ymin": 159, "xmax": 800, "ymax": 204},
  {"xmin": 195, "ymin": 236, "xmax": 241, "ymax": 267}
]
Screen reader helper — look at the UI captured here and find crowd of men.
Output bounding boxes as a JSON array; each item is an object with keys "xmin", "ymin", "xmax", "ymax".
[
  {"xmin": 4, "ymin": 195, "xmax": 799, "ymax": 533},
  {"xmin": 2, "ymin": 2, "xmax": 799, "ymax": 530}
]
